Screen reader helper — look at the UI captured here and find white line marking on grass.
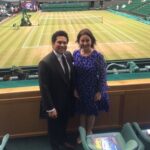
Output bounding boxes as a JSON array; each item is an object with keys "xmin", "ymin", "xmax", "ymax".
[
  {"xmin": 104, "ymin": 20, "xmax": 137, "ymax": 43},
  {"xmin": 22, "ymin": 45, "xmax": 50, "ymax": 49},
  {"xmin": 91, "ymin": 14, "xmax": 137, "ymax": 43},
  {"xmin": 37, "ymin": 15, "xmax": 48, "ymax": 46},
  {"xmin": 22, "ymin": 26, "xmax": 38, "ymax": 48},
  {"xmin": 22, "ymin": 41, "xmax": 136, "ymax": 49},
  {"xmin": 23, "ymin": 14, "xmax": 48, "ymax": 49},
  {"xmin": 65, "ymin": 16, "xmax": 76, "ymax": 35},
  {"xmin": 89, "ymin": 14, "xmax": 122, "ymax": 42},
  {"xmin": 98, "ymin": 41, "xmax": 136, "ymax": 45}
]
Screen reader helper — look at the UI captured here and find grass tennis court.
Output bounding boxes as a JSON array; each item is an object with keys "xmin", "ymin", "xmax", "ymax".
[{"xmin": 0, "ymin": 10, "xmax": 150, "ymax": 68}]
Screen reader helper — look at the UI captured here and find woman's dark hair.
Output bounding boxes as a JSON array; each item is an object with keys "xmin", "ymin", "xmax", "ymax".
[
  {"xmin": 76, "ymin": 28, "xmax": 96, "ymax": 48},
  {"xmin": 51, "ymin": 30, "xmax": 69, "ymax": 43}
]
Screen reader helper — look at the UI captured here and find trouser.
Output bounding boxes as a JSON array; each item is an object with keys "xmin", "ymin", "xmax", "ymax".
[{"xmin": 47, "ymin": 112, "xmax": 69, "ymax": 148}]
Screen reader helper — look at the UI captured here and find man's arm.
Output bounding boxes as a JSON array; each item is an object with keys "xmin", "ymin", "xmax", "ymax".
[{"xmin": 38, "ymin": 61, "xmax": 54, "ymax": 112}]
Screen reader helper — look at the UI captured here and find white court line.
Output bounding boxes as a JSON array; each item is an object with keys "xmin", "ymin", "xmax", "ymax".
[
  {"xmin": 97, "ymin": 41, "xmax": 136, "ymax": 45},
  {"xmin": 22, "ymin": 14, "xmax": 47, "ymax": 48},
  {"xmin": 40, "ymin": 30, "xmax": 108, "ymax": 34},
  {"xmin": 23, "ymin": 13, "xmax": 136, "ymax": 49},
  {"xmin": 22, "ymin": 26, "xmax": 38, "ymax": 48},
  {"xmin": 89, "ymin": 15, "xmax": 121, "ymax": 42},
  {"xmin": 66, "ymin": 19, "xmax": 76, "ymax": 35},
  {"xmin": 23, "ymin": 45, "xmax": 50, "ymax": 49},
  {"xmin": 91, "ymin": 14, "xmax": 137, "ymax": 43},
  {"xmin": 39, "ymin": 16, "xmax": 97, "ymax": 19},
  {"xmin": 37, "ymin": 15, "xmax": 48, "ymax": 46},
  {"xmin": 104, "ymin": 19, "xmax": 137, "ymax": 43},
  {"xmin": 22, "ymin": 41, "xmax": 136, "ymax": 49}
]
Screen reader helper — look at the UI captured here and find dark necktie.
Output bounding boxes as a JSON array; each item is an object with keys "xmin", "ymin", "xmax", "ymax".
[{"xmin": 62, "ymin": 55, "xmax": 69, "ymax": 80}]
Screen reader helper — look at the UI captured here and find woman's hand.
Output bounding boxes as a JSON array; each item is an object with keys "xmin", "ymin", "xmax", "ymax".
[
  {"xmin": 74, "ymin": 89, "xmax": 79, "ymax": 99},
  {"xmin": 94, "ymin": 92, "xmax": 101, "ymax": 101}
]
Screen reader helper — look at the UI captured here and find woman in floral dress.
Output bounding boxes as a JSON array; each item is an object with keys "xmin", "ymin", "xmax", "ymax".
[{"xmin": 73, "ymin": 29, "xmax": 109, "ymax": 142}]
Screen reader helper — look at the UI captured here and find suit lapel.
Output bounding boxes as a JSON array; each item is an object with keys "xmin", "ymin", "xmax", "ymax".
[
  {"xmin": 51, "ymin": 52, "xmax": 70, "ymax": 85},
  {"xmin": 65, "ymin": 54, "xmax": 73, "ymax": 77}
]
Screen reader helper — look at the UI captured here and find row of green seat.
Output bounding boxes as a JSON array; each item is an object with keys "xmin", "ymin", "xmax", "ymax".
[
  {"xmin": 109, "ymin": 1, "xmax": 150, "ymax": 17},
  {"xmin": 41, "ymin": 2, "xmax": 89, "ymax": 8},
  {"xmin": 132, "ymin": 3, "xmax": 150, "ymax": 15},
  {"xmin": 0, "ymin": 1, "xmax": 6, "ymax": 4},
  {"xmin": 121, "ymin": 2, "xmax": 143, "ymax": 11},
  {"xmin": 41, "ymin": 2, "xmax": 90, "ymax": 11},
  {"xmin": 133, "ymin": 122, "xmax": 150, "ymax": 150},
  {"xmin": 79, "ymin": 122, "xmax": 150, "ymax": 150}
]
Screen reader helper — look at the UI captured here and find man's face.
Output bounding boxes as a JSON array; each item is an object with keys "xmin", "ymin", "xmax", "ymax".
[{"xmin": 52, "ymin": 36, "xmax": 68, "ymax": 54}]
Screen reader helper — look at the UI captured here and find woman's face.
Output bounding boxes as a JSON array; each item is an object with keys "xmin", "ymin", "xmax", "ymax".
[{"xmin": 79, "ymin": 34, "xmax": 92, "ymax": 51}]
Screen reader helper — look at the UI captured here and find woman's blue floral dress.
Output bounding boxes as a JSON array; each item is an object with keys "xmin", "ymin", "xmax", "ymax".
[{"xmin": 73, "ymin": 50, "xmax": 109, "ymax": 116}]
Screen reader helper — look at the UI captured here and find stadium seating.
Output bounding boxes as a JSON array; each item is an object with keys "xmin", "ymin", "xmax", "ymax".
[
  {"xmin": 108, "ymin": 0, "xmax": 150, "ymax": 19},
  {"xmin": 132, "ymin": 122, "xmax": 150, "ymax": 150},
  {"xmin": 132, "ymin": 3, "xmax": 150, "ymax": 16},
  {"xmin": 41, "ymin": 2, "xmax": 90, "ymax": 11},
  {"xmin": 79, "ymin": 123, "xmax": 145, "ymax": 150}
]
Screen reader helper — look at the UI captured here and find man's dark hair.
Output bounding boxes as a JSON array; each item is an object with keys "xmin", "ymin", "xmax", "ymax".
[
  {"xmin": 76, "ymin": 28, "xmax": 96, "ymax": 48},
  {"xmin": 51, "ymin": 30, "xmax": 69, "ymax": 43}
]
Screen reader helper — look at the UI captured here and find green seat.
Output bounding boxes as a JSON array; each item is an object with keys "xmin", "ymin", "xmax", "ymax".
[
  {"xmin": 132, "ymin": 122, "xmax": 150, "ymax": 150},
  {"xmin": 79, "ymin": 126, "xmax": 90, "ymax": 150},
  {"xmin": 0, "ymin": 134, "xmax": 9, "ymax": 150},
  {"xmin": 79, "ymin": 123, "xmax": 144, "ymax": 150},
  {"xmin": 121, "ymin": 123, "xmax": 144, "ymax": 150}
]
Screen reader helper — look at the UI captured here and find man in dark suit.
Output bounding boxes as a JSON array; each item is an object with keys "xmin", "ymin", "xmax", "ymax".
[{"xmin": 38, "ymin": 31, "xmax": 74, "ymax": 150}]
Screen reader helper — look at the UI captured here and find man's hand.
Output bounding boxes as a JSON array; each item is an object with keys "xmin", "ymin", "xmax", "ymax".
[
  {"xmin": 74, "ymin": 89, "xmax": 79, "ymax": 99},
  {"xmin": 94, "ymin": 92, "xmax": 101, "ymax": 101},
  {"xmin": 48, "ymin": 108, "xmax": 58, "ymax": 119}
]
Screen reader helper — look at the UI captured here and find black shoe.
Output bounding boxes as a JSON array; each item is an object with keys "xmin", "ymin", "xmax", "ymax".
[
  {"xmin": 51, "ymin": 144, "xmax": 71, "ymax": 150},
  {"xmin": 51, "ymin": 143, "xmax": 60, "ymax": 150},
  {"xmin": 58, "ymin": 145, "xmax": 66, "ymax": 150},
  {"xmin": 51, "ymin": 146, "xmax": 58, "ymax": 150},
  {"xmin": 63, "ymin": 142, "xmax": 75, "ymax": 150}
]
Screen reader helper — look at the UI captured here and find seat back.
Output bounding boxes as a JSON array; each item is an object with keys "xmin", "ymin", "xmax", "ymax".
[
  {"xmin": 121, "ymin": 123, "xmax": 144, "ymax": 150},
  {"xmin": 79, "ymin": 127, "xmax": 90, "ymax": 150},
  {"xmin": 0, "ymin": 134, "xmax": 10, "ymax": 150},
  {"xmin": 125, "ymin": 140, "xmax": 138, "ymax": 150},
  {"xmin": 132, "ymin": 122, "xmax": 150, "ymax": 150}
]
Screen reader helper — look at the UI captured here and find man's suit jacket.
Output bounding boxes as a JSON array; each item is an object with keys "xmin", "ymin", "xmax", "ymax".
[{"xmin": 38, "ymin": 51, "xmax": 74, "ymax": 118}]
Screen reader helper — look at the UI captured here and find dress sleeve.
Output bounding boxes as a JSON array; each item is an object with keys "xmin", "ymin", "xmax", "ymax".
[
  {"xmin": 73, "ymin": 50, "xmax": 78, "ymax": 89},
  {"xmin": 97, "ymin": 53, "xmax": 108, "ymax": 94}
]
